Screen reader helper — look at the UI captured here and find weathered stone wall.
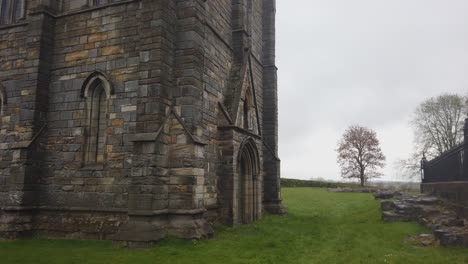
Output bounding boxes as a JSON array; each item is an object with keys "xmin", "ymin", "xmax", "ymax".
[
  {"xmin": 261, "ymin": 0, "xmax": 285, "ymax": 214},
  {"xmin": 0, "ymin": 20, "xmax": 30, "ymax": 208},
  {"xmin": 203, "ymin": 0, "xmax": 233, "ymax": 216},
  {"xmin": 0, "ymin": 1, "xmax": 59, "ymax": 236},
  {"xmin": 0, "ymin": 0, "xmax": 284, "ymax": 243},
  {"xmin": 42, "ymin": 0, "xmax": 144, "ymax": 212},
  {"xmin": 201, "ymin": 0, "xmax": 283, "ymax": 225}
]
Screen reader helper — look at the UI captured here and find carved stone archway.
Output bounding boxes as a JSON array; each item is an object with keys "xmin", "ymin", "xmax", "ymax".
[{"xmin": 237, "ymin": 138, "xmax": 260, "ymax": 224}]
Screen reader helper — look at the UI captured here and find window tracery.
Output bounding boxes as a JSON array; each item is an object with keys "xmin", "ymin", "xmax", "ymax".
[{"xmin": 0, "ymin": 0, "xmax": 25, "ymax": 25}]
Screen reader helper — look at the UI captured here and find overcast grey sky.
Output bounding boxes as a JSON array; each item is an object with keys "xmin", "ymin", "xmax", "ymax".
[{"xmin": 276, "ymin": 0, "xmax": 468, "ymax": 182}]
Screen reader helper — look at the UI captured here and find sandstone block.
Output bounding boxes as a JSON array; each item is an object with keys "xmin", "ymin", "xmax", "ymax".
[
  {"xmin": 65, "ymin": 50, "xmax": 89, "ymax": 62},
  {"xmin": 102, "ymin": 46, "xmax": 124, "ymax": 56}
]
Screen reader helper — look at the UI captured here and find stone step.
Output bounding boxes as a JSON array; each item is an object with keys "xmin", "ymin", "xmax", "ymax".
[
  {"xmin": 382, "ymin": 211, "xmax": 414, "ymax": 222},
  {"xmin": 434, "ymin": 227, "xmax": 468, "ymax": 247},
  {"xmin": 415, "ymin": 197, "xmax": 440, "ymax": 205},
  {"xmin": 374, "ymin": 190, "xmax": 401, "ymax": 200}
]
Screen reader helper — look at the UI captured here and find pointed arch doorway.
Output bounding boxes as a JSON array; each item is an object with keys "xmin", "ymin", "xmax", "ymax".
[{"xmin": 237, "ymin": 138, "xmax": 260, "ymax": 225}]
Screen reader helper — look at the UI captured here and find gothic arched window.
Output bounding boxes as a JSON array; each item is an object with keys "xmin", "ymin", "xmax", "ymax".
[
  {"xmin": 87, "ymin": 84, "xmax": 107, "ymax": 163},
  {"xmin": 0, "ymin": 0, "xmax": 25, "ymax": 25},
  {"xmin": 82, "ymin": 72, "xmax": 113, "ymax": 165}
]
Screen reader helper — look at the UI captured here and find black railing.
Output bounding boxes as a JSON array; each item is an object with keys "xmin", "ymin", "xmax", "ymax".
[
  {"xmin": 422, "ymin": 144, "xmax": 465, "ymax": 183},
  {"xmin": 422, "ymin": 118, "xmax": 468, "ymax": 183}
]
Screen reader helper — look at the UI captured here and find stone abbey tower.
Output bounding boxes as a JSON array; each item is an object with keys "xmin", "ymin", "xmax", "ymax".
[{"xmin": 0, "ymin": 0, "xmax": 285, "ymax": 244}]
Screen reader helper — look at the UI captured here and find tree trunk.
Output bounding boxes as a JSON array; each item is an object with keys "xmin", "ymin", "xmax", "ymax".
[{"xmin": 360, "ymin": 170, "xmax": 365, "ymax": 187}]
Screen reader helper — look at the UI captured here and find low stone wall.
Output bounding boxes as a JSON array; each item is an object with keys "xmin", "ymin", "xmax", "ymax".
[
  {"xmin": 327, "ymin": 187, "xmax": 375, "ymax": 193},
  {"xmin": 422, "ymin": 182, "xmax": 468, "ymax": 216}
]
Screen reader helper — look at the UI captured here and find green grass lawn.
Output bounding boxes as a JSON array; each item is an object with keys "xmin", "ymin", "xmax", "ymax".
[{"xmin": 2, "ymin": 188, "xmax": 468, "ymax": 264}]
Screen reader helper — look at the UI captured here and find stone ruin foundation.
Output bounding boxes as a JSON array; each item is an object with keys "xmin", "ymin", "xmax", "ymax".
[{"xmin": 377, "ymin": 191, "xmax": 468, "ymax": 247}]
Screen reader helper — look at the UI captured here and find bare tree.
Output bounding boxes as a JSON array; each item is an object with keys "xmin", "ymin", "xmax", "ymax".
[
  {"xmin": 413, "ymin": 94, "xmax": 466, "ymax": 157},
  {"xmin": 337, "ymin": 125, "xmax": 386, "ymax": 186},
  {"xmin": 398, "ymin": 94, "xmax": 466, "ymax": 180}
]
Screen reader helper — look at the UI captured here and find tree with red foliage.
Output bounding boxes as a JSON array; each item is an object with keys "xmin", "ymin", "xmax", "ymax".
[{"xmin": 337, "ymin": 126, "xmax": 386, "ymax": 186}]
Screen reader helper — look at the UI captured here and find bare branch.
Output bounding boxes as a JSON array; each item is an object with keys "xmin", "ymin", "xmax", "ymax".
[{"xmin": 397, "ymin": 93, "xmax": 466, "ymax": 180}]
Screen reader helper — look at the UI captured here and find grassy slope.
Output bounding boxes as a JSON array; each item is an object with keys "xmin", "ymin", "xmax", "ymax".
[{"xmin": 2, "ymin": 188, "xmax": 468, "ymax": 264}]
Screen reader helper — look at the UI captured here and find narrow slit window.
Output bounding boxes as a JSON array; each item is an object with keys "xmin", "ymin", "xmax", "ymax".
[
  {"xmin": 86, "ymin": 83, "xmax": 108, "ymax": 164},
  {"xmin": 243, "ymin": 90, "xmax": 253, "ymax": 130},
  {"xmin": 243, "ymin": 99, "xmax": 249, "ymax": 129}
]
